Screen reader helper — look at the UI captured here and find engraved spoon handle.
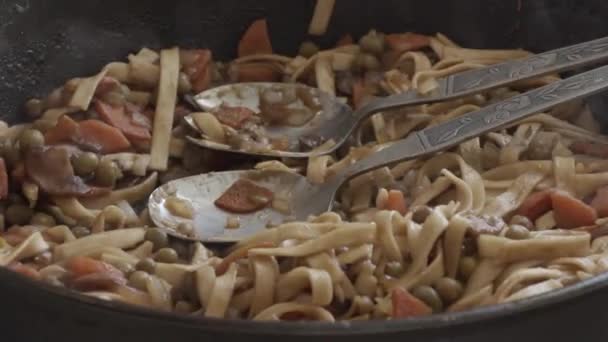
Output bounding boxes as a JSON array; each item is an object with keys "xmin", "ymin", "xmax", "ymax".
[
  {"xmin": 337, "ymin": 64, "xmax": 608, "ymax": 181},
  {"xmin": 355, "ymin": 36, "xmax": 608, "ymax": 119}
]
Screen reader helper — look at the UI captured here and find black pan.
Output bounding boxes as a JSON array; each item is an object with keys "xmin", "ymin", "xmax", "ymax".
[{"xmin": 2, "ymin": 0, "xmax": 608, "ymax": 341}]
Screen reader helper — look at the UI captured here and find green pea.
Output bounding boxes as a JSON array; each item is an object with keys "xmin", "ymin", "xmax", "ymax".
[
  {"xmin": 434, "ymin": 277, "xmax": 464, "ymax": 304},
  {"xmin": 385, "ymin": 261, "xmax": 404, "ymax": 278},
  {"xmin": 299, "ymin": 41, "xmax": 320, "ymax": 58},
  {"xmin": 359, "ymin": 31, "xmax": 385, "ymax": 55},
  {"xmin": 128, "ymin": 271, "xmax": 150, "ymax": 291},
  {"xmin": 30, "ymin": 212, "xmax": 57, "ymax": 227},
  {"xmin": 135, "ymin": 258, "xmax": 157, "ymax": 274},
  {"xmin": 72, "ymin": 152, "xmax": 99, "ymax": 176},
  {"xmin": 505, "ymin": 224, "xmax": 530, "ymax": 240},
  {"xmin": 353, "ymin": 53, "xmax": 381, "ymax": 72},
  {"xmin": 6, "ymin": 204, "xmax": 34, "ymax": 225},
  {"xmin": 412, "ymin": 285, "xmax": 443, "ymax": 313},
  {"xmin": 176, "ymin": 222, "xmax": 194, "ymax": 236},
  {"xmin": 411, "ymin": 206, "xmax": 431, "ymax": 224},
  {"xmin": 509, "ymin": 215, "xmax": 533, "ymax": 230},
  {"xmin": 459, "ymin": 256, "xmax": 477, "ymax": 280},
  {"xmin": 19, "ymin": 129, "xmax": 45, "ymax": 153},
  {"xmin": 94, "ymin": 159, "xmax": 119, "ymax": 187},
  {"xmin": 25, "ymin": 98, "xmax": 43, "ymax": 118},
  {"xmin": 145, "ymin": 228, "xmax": 169, "ymax": 251},
  {"xmin": 155, "ymin": 248, "xmax": 179, "ymax": 263}
]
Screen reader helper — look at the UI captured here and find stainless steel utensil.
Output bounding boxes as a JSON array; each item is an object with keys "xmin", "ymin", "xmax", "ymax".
[
  {"xmin": 151, "ymin": 63, "xmax": 608, "ymax": 242},
  {"xmin": 185, "ymin": 36, "xmax": 608, "ymax": 158}
]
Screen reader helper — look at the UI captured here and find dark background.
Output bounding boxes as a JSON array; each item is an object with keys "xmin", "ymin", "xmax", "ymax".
[{"xmin": 1, "ymin": 0, "xmax": 608, "ymax": 341}]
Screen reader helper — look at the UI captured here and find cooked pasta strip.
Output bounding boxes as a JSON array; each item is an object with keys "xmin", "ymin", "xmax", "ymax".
[
  {"xmin": 149, "ymin": 47, "xmax": 180, "ymax": 171},
  {"xmin": 308, "ymin": 0, "xmax": 336, "ymax": 35}
]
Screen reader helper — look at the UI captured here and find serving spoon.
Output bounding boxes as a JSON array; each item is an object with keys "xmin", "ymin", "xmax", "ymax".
[
  {"xmin": 150, "ymin": 63, "xmax": 608, "ymax": 243},
  {"xmin": 184, "ymin": 35, "xmax": 608, "ymax": 159}
]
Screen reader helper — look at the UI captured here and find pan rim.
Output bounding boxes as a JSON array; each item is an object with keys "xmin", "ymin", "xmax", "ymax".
[{"xmin": 2, "ymin": 264, "xmax": 607, "ymax": 335}]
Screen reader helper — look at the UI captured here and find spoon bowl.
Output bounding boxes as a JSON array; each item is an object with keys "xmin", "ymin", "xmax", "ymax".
[
  {"xmin": 185, "ymin": 82, "xmax": 353, "ymax": 158},
  {"xmin": 148, "ymin": 169, "xmax": 333, "ymax": 243}
]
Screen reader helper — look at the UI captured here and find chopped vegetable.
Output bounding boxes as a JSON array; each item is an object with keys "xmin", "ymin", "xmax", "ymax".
[
  {"xmin": 71, "ymin": 271, "xmax": 127, "ymax": 291},
  {"xmin": 238, "ymin": 19, "xmax": 273, "ymax": 57},
  {"xmin": 383, "ymin": 190, "xmax": 408, "ymax": 215},
  {"xmin": 181, "ymin": 49, "xmax": 213, "ymax": 93},
  {"xmin": 78, "ymin": 120, "xmax": 132, "ymax": 154},
  {"xmin": 94, "ymin": 100, "xmax": 151, "ymax": 142},
  {"xmin": 385, "ymin": 33, "xmax": 430, "ymax": 53},
  {"xmin": 7, "ymin": 262, "xmax": 41, "ymax": 280},
  {"xmin": 66, "ymin": 256, "xmax": 122, "ymax": 278},
  {"xmin": 551, "ymin": 191, "xmax": 597, "ymax": 229},
  {"xmin": 149, "ymin": 47, "xmax": 180, "ymax": 171},
  {"xmin": 25, "ymin": 146, "xmax": 110, "ymax": 197},
  {"xmin": 44, "ymin": 115, "xmax": 79, "ymax": 145},
  {"xmin": 214, "ymin": 179, "xmax": 274, "ymax": 214},
  {"xmin": 0, "ymin": 158, "xmax": 8, "ymax": 200},
  {"xmin": 570, "ymin": 141, "xmax": 608, "ymax": 158},
  {"xmin": 233, "ymin": 63, "xmax": 281, "ymax": 82},
  {"xmin": 591, "ymin": 186, "xmax": 608, "ymax": 218},
  {"xmin": 391, "ymin": 287, "xmax": 432, "ymax": 318},
  {"xmin": 514, "ymin": 190, "xmax": 553, "ymax": 221},
  {"xmin": 214, "ymin": 106, "xmax": 255, "ymax": 129},
  {"xmin": 45, "ymin": 116, "xmax": 131, "ymax": 154}
]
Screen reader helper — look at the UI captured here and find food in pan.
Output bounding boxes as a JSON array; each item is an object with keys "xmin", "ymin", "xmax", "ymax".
[{"xmin": 2, "ymin": 11, "xmax": 608, "ymax": 322}]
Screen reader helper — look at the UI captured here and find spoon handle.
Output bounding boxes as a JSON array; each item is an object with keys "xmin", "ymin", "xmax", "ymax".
[
  {"xmin": 339, "ymin": 64, "xmax": 608, "ymax": 181},
  {"xmin": 356, "ymin": 36, "xmax": 608, "ymax": 119}
]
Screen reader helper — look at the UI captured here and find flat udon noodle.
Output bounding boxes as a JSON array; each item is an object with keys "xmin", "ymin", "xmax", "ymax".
[
  {"xmin": 464, "ymin": 259, "xmax": 504, "ymax": 296},
  {"xmin": 443, "ymin": 214, "xmax": 470, "ymax": 278},
  {"xmin": 248, "ymin": 255, "xmax": 278, "ymax": 317},
  {"xmin": 458, "ymin": 138, "xmax": 483, "ymax": 172},
  {"xmin": 0, "ymin": 232, "xmax": 50, "ymax": 266},
  {"xmin": 248, "ymin": 223, "xmax": 376, "ymax": 257},
  {"xmin": 390, "ymin": 203, "xmax": 457, "ymax": 289},
  {"xmin": 276, "ymin": 267, "xmax": 333, "ymax": 305},
  {"xmin": 482, "ymin": 171, "xmax": 546, "ymax": 218},
  {"xmin": 413, "ymin": 153, "xmax": 485, "ymax": 212},
  {"xmin": 498, "ymin": 123, "xmax": 541, "ymax": 165},
  {"xmin": 253, "ymin": 302, "xmax": 335, "ymax": 321},
  {"xmin": 494, "ymin": 268, "xmax": 564, "ymax": 302}
]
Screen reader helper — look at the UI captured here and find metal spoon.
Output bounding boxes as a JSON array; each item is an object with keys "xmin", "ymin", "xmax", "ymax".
[
  {"xmin": 151, "ymin": 64, "xmax": 608, "ymax": 243},
  {"xmin": 184, "ymin": 36, "xmax": 608, "ymax": 159}
]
